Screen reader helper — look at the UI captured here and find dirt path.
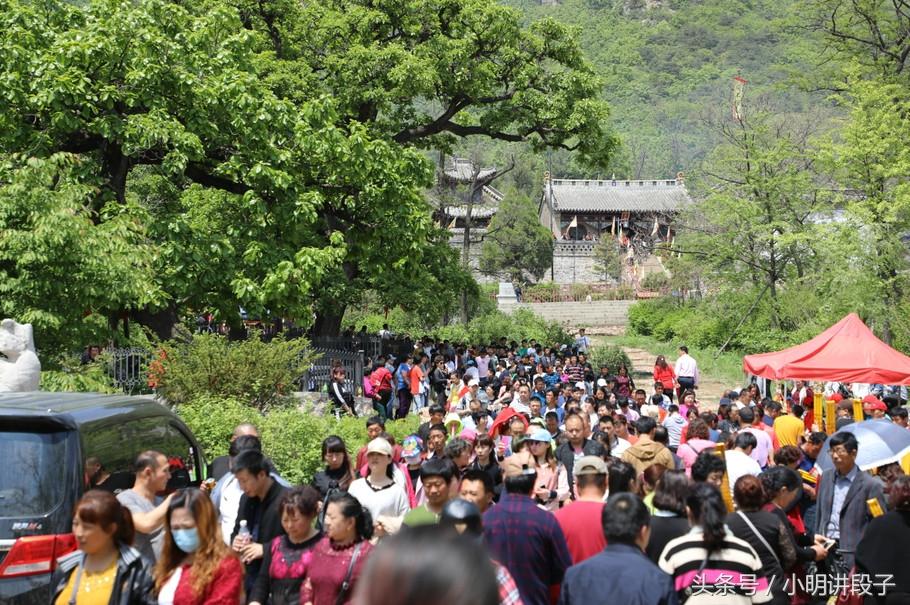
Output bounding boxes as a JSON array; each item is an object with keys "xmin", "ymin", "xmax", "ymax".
[{"xmin": 621, "ymin": 347, "xmax": 727, "ymax": 408}]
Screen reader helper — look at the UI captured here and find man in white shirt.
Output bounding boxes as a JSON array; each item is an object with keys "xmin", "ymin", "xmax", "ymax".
[
  {"xmin": 738, "ymin": 406, "xmax": 773, "ymax": 468},
  {"xmin": 673, "ymin": 345, "xmax": 699, "ymax": 400},
  {"xmin": 510, "ymin": 384, "xmax": 533, "ymax": 415},
  {"xmin": 725, "ymin": 431, "xmax": 762, "ymax": 493}
]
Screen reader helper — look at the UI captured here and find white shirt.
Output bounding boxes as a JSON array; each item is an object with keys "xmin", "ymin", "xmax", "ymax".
[
  {"xmin": 348, "ymin": 477, "xmax": 410, "ymax": 521},
  {"xmin": 674, "ymin": 353, "xmax": 699, "ymax": 383},
  {"xmin": 158, "ymin": 567, "xmax": 183, "ymax": 605},
  {"xmin": 611, "ymin": 437, "xmax": 632, "ymax": 457},
  {"xmin": 219, "ymin": 475, "xmax": 243, "ymax": 546},
  {"xmin": 510, "ymin": 400, "xmax": 532, "ymax": 415},
  {"xmin": 725, "ymin": 449, "xmax": 762, "ymax": 494}
]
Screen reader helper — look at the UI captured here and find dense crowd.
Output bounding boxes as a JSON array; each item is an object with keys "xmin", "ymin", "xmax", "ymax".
[{"xmin": 57, "ymin": 334, "xmax": 910, "ymax": 605}]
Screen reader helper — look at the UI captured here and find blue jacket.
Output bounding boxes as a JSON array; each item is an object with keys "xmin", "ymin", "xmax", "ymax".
[{"xmin": 558, "ymin": 542, "xmax": 678, "ymax": 605}]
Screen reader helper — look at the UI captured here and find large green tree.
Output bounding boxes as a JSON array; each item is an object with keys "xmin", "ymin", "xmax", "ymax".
[
  {"xmin": 225, "ymin": 0, "xmax": 616, "ymax": 333},
  {"xmin": 0, "ymin": 0, "xmax": 431, "ymax": 351},
  {"xmin": 479, "ymin": 191, "xmax": 553, "ymax": 283}
]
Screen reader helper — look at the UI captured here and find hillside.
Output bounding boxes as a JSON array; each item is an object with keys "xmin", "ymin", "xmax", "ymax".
[{"xmin": 457, "ymin": 0, "xmax": 834, "ymax": 184}]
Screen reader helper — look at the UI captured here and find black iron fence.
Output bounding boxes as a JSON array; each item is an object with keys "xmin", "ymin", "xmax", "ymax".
[
  {"xmin": 105, "ymin": 335, "xmax": 411, "ymax": 395},
  {"xmin": 108, "ymin": 347, "xmax": 153, "ymax": 394},
  {"xmin": 298, "ymin": 347, "xmax": 364, "ymax": 395}
]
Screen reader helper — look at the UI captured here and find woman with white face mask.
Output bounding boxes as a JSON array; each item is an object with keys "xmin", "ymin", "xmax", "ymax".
[{"xmin": 154, "ymin": 488, "xmax": 243, "ymax": 605}]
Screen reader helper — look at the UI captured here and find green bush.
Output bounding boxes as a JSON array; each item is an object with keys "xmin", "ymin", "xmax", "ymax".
[
  {"xmin": 627, "ymin": 298, "xmax": 677, "ymax": 336},
  {"xmin": 154, "ymin": 332, "xmax": 314, "ymax": 411},
  {"xmin": 40, "ymin": 354, "xmax": 120, "ymax": 393},
  {"xmin": 641, "ymin": 272, "xmax": 671, "ymax": 292},
  {"xmin": 588, "ymin": 344, "xmax": 634, "ymax": 374},
  {"xmin": 178, "ymin": 397, "xmax": 420, "ymax": 484}
]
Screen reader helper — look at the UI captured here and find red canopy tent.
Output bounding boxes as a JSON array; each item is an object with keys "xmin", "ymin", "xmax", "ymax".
[{"xmin": 742, "ymin": 313, "xmax": 910, "ymax": 385}]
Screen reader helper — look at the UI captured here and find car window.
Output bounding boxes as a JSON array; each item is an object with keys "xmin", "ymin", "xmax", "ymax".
[
  {"xmin": 82, "ymin": 416, "xmax": 200, "ymax": 494},
  {"xmin": 0, "ymin": 429, "xmax": 68, "ymax": 517}
]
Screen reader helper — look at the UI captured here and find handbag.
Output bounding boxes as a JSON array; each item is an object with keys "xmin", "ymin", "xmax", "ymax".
[{"xmin": 334, "ymin": 542, "xmax": 364, "ymax": 605}]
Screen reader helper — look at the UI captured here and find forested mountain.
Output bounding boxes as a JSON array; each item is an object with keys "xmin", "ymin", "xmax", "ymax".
[{"xmin": 459, "ymin": 0, "xmax": 834, "ymax": 182}]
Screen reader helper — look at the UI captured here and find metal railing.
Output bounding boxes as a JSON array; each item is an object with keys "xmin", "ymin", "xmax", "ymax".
[
  {"xmin": 108, "ymin": 347, "xmax": 153, "ymax": 394},
  {"xmin": 298, "ymin": 347, "xmax": 364, "ymax": 395}
]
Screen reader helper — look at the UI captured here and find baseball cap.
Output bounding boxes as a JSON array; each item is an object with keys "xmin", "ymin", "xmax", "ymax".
[
  {"xmin": 574, "ymin": 455, "xmax": 608, "ymax": 476},
  {"xmin": 366, "ymin": 438, "xmax": 393, "ymax": 457},
  {"xmin": 401, "ymin": 435, "xmax": 423, "ymax": 460},
  {"xmin": 501, "ymin": 451, "xmax": 537, "ymax": 478},
  {"xmin": 525, "ymin": 429, "xmax": 552, "ymax": 443},
  {"xmin": 596, "ymin": 378, "xmax": 608, "ymax": 388},
  {"xmin": 574, "ymin": 381, "xmax": 586, "ymax": 390},
  {"xmin": 459, "ymin": 428, "xmax": 478, "ymax": 443},
  {"xmin": 468, "ymin": 378, "xmax": 480, "ymax": 387}
]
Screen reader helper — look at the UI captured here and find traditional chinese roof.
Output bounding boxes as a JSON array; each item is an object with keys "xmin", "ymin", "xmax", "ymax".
[
  {"xmin": 549, "ymin": 178, "xmax": 690, "ymax": 213},
  {"xmin": 442, "ymin": 205, "xmax": 498, "ymax": 218},
  {"xmin": 444, "ymin": 158, "xmax": 498, "ymax": 182}
]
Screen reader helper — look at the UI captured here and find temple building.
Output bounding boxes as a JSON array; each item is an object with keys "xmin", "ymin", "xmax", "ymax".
[{"xmin": 540, "ymin": 173, "xmax": 690, "ymax": 245}]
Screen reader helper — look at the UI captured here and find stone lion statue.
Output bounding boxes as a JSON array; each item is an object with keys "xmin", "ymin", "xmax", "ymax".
[{"xmin": 0, "ymin": 319, "xmax": 41, "ymax": 392}]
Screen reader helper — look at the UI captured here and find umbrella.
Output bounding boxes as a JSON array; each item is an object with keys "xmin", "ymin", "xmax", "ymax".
[{"xmin": 816, "ymin": 420, "xmax": 910, "ymax": 473}]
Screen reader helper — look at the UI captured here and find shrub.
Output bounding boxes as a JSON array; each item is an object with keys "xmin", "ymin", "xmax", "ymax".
[
  {"xmin": 178, "ymin": 397, "xmax": 420, "ymax": 484},
  {"xmin": 588, "ymin": 344, "xmax": 633, "ymax": 374},
  {"xmin": 154, "ymin": 332, "xmax": 315, "ymax": 411},
  {"xmin": 641, "ymin": 272, "xmax": 671, "ymax": 292},
  {"xmin": 40, "ymin": 357, "xmax": 119, "ymax": 394},
  {"xmin": 627, "ymin": 298, "xmax": 677, "ymax": 336}
]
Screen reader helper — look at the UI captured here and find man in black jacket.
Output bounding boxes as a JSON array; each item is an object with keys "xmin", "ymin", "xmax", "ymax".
[
  {"xmin": 556, "ymin": 413, "xmax": 591, "ymax": 500},
  {"xmin": 231, "ymin": 449, "xmax": 288, "ymax": 597}
]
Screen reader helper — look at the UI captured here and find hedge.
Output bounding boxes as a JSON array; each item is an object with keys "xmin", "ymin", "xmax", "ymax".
[{"xmin": 178, "ymin": 396, "xmax": 419, "ymax": 485}]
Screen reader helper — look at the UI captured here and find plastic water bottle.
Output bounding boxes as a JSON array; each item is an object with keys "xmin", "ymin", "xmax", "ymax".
[{"xmin": 237, "ymin": 520, "xmax": 251, "ymax": 546}]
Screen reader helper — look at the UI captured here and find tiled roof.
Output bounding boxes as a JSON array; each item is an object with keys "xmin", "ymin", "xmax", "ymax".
[
  {"xmin": 550, "ymin": 178, "xmax": 691, "ymax": 212},
  {"xmin": 444, "ymin": 158, "xmax": 498, "ymax": 182},
  {"xmin": 443, "ymin": 205, "xmax": 497, "ymax": 218}
]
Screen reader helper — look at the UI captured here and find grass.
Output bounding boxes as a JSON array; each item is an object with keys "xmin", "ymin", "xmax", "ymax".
[{"xmin": 600, "ymin": 333, "xmax": 747, "ymax": 388}]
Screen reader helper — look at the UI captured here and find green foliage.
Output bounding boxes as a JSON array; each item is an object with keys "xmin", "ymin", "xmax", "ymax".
[
  {"xmin": 178, "ymin": 396, "xmax": 419, "ymax": 484},
  {"xmin": 154, "ymin": 332, "xmax": 314, "ymax": 410},
  {"xmin": 40, "ymin": 358, "xmax": 119, "ymax": 394},
  {"xmin": 591, "ymin": 238, "xmax": 623, "ymax": 283},
  {"xmin": 479, "ymin": 190, "xmax": 554, "ymax": 283},
  {"xmin": 588, "ymin": 344, "xmax": 633, "ymax": 374},
  {"xmin": 640, "ymin": 272, "xmax": 671, "ymax": 292},
  {"xmin": 0, "ymin": 154, "xmax": 160, "ymax": 357}
]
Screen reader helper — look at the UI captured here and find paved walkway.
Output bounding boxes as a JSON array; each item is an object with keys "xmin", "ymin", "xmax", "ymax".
[{"xmin": 620, "ymin": 346, "xmax": 727, "ymax": 410}]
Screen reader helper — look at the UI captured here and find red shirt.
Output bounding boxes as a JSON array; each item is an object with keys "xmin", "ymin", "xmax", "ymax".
[
  {"xmin": 553, "ymin": 500, "xmax": 607, "ymax": 564},
  {"xmin": 653, "ymin": 365, "xmax": 676, "ymax": 389},
  {"xmin": 172, "ymin": 554, "xmax": 243, "ymax": 605}
]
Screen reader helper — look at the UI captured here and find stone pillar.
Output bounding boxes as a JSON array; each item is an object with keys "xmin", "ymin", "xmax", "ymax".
[{"xmin": 497, "ymin": 282, "xmax": 518, "ymax": 314}]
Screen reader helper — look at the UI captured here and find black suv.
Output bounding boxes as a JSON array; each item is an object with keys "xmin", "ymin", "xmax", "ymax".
[{"xmin": 0, "ymin": 393, "xmax": 206, "ymax": 604}]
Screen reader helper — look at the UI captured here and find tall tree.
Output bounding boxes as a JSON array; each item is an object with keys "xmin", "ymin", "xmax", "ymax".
[
  {"xmin": 671, "ymin": 108, "xmax": 830, "ymax": 328},
  {"xmin": 226, "ymin": 0, "xmax": 617, "ymax": 333},
  {"xmin": 479, "ymin": 191, "xmax": 553, "ymax": 284},
  {"xmin": 0, "ymin": 0, "xmax": 429, "ymax": 347}
]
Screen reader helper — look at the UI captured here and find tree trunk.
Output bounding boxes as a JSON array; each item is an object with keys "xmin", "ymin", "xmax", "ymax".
[
  {"xmin": 130, "ymin": 304, "xmax": 180, "ymax": 342},
  {"xmin": 312, "ymin": 306, "xmax": 346, "ymax": 337}
]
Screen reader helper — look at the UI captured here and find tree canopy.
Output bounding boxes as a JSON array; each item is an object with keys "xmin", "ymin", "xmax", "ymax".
[{"xmin": 0, "ymin": 0, "xmax": 614, "ymax": 355}]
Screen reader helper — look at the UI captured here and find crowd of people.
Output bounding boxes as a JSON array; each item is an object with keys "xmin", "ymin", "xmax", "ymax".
[{"xmin": 55, "ymin": 335, "xmax": 910, "ymax": 605}]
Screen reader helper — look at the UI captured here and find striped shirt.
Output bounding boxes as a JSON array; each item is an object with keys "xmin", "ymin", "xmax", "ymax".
[{"xmin": 658, "ymin": 527, "xmax": 772, "ymax": 605}]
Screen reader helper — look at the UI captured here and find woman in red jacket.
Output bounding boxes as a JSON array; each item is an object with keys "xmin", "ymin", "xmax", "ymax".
[
  {"xmin": 154, "ymin": 488, "xmax": 243, "ymax": 605},
  {"xmin": 652, "ymin": 355, "xmax": 676, "ymax": 402}
]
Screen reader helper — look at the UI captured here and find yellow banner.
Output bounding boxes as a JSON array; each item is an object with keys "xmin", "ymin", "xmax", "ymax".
[
  {"xmin": 813, "ymin": 392, "xmax": 823, "ymax": 432},
  {"xmin": 852, "ymin": 398, "xmax": 864, "ymax": 422},
  {"xmin": 826, "ymin": 400, "xmax": 836, "ymax": 435}
]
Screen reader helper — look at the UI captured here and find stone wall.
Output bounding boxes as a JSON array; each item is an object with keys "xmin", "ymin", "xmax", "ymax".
[
  {"xmin": 448, "ymin": 235, "xmax": 615, "ymax": 285},
  {"xmin": 500, "ymin": 299, "xmax": 636, "ymax": 330}
]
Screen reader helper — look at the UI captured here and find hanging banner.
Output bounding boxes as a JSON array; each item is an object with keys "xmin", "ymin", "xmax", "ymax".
[
  {"xmin": 813, "ymin": 392, "xmax": 823, "ymax": 432},
  {"xmin": 825, "ymin": 400, "xmax": 837, "ymax": 435},
  {"xmin": 732, "ymin": 76, "xmax": 747, "ymax": 122}
]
